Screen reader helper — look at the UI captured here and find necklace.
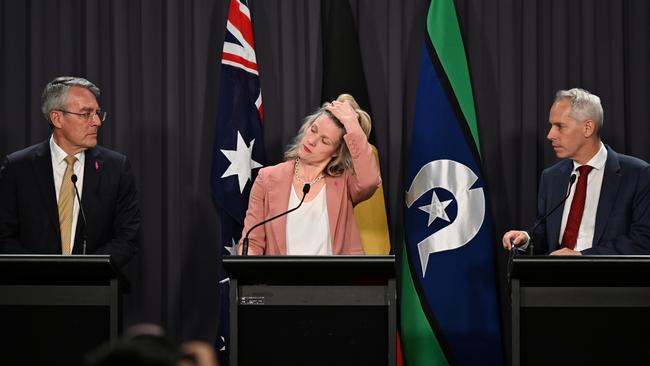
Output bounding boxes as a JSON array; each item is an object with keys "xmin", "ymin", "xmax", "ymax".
[{"xmin": 294, "ymin": 158, "xmax": 325, "ymax": 185}]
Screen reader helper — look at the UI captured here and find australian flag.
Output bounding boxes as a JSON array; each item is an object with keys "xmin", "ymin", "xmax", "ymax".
[{"xmin": 210, "ymin": 0, "xmax": 265, "ymax": 364}]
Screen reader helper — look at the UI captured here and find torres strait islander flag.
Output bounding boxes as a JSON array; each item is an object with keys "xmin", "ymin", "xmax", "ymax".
[
  {"xmin": 210, "ymin": 0, "xmax": 265, "ymax": 365},
  {"xmin": 400, "ymin": 0, "xmax": 504, "ymax": 365}
]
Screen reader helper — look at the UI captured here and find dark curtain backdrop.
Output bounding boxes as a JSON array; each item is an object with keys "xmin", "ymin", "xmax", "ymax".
[{"xmin": 1, "ymin": 0, "xmax": 649, "ymax": 351}]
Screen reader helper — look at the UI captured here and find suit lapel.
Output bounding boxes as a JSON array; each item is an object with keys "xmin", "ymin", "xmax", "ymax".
[
  {"xmin": 73, "ymin": 148, "xmax": 103, "ymax": 252},
  {"xmin": 593, "ymin": 146, "xmax": 621, "ymax": 246},
  {"xmin": 33, "ymin": 140, "xmax": 60, "ymax": 240},
  {"xmin": 325, "ymin": 173, "xmax": 343, "ymax": 248},
  {"xmin": 267, "ymin": 162, "xmax": 293, "ymax": 254},
  {"xmin": 83, "ymin": 148, "xmax": 103, "ymax": 199},
  {"xmin": 546, "ymin": 161, "xmax": 573, "ymax": 249}
]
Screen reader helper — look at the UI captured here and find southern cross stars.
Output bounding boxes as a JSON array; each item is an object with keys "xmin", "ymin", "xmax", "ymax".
[{"xmin": 220, "ymin": 131, "xmax": 263, "ymax": 193}]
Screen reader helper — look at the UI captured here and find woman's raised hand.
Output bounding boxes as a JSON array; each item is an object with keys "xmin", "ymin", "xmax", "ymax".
[{"xmin": 326, "ymin": 100, "xmax": 362, "ymax": 132}]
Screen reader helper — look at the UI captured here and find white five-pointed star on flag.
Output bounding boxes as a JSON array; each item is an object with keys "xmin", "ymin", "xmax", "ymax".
[
  {"xmin": 220, "ymin": 131, "xmax": 263, "ymax": 193},
  {"xmin": 418, "ymin": 190, "xmax": 452, "ymax": 226}
]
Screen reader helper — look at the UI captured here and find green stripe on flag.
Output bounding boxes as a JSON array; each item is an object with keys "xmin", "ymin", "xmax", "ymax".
[
  {"xmin": 400, "ymin": 243, "xmax": 448, "ymax": 366},
  {"xmin": 426, "ymin": 0, "xmax": 480, "ymax": 154}
]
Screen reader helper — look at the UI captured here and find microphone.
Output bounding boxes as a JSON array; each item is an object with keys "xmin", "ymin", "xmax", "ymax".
[
  {"xmin": 71, "ymin": 174, "xmax": 88, "ymax": 255},
  {"xmin": 520, "ymin": 173, "xmax": 577, "ymax": 255},
  {"xmin": 241, "ymin": 183, "xmax": 311, "ymax": 256},
  {"xmin": 506, "ymin": 173, "xmax": 577, "ymax": 289}
]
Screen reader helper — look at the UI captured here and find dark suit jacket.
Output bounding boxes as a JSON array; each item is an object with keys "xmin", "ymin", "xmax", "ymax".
[
  {"xmin": 532, "ymin": 145, "xmax": 650, "ymax": 254},
  {"xmin": 0, "ymin": 140, "xmax": 140, "ymax": 267}
]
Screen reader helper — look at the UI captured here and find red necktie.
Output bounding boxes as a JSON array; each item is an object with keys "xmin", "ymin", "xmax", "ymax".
[{"xmin": 561, "ymin": 165, "xmax": 593, "ymax": 249}]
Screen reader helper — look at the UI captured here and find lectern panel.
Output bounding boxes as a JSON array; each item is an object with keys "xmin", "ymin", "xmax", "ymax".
[
  {"xmin": 238, "ymin": 305, "xmax": 388, "ymax": 365},
  {"xmin": 224, "ymin": 256, "xmax": 396, "ymax": 366},
  {"xmin": 520, "ymin": 307, "xmax": 650, "ymax": 365},
  {"xmin": 239, "ymin": 285, "xmax": 387, "ymax": 306},
  {"xmin": 0, "ymin": 305, "xmax": 110, "ymax": 365},
  {"xmin": 0, "ymin": 255, "xmax": 126, "ymax": 366},
  {"xmin": 511, "ymin": 256, "xmax": 650, "ymax": 366}
]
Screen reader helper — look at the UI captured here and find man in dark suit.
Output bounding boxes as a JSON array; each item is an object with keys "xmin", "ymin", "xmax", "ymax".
[
  {"xmin": 503, "ymin": 88, "xmax": 650, "ymax": 255},
  {"xmin": 0, "ymin": 76, "xmax": 140, "ymax": 267}
]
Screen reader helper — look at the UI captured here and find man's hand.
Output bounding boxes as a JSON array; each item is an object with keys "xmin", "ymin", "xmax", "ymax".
[
  {"xmin": 550, "ymin": 247, "xmax": 582, "ymax": 256},
  {"xmin": 502, "ymin": 230, "xmax": 528, "ymax": 250}
]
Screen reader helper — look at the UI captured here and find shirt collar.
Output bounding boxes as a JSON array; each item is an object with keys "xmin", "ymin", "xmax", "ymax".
[
  {"xmin": 572, "ymin": 141, "xmax": 607, "ymax": 171},
  {"xmin": 49, "ymin": 135, "xmax": 85, "ymax": 164}
]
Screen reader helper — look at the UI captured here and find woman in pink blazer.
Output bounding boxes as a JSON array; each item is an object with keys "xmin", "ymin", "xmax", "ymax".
[{"xmin": 238, "ymin": 94, "xmax": 381, "ymax": 255}]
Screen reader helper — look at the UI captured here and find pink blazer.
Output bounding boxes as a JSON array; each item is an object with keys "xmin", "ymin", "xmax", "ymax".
[{"xmin": 239, "ymin": 130, "xmax": 381, "ymax": 255}]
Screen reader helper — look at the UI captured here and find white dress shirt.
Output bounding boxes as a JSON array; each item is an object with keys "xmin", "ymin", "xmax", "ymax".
[
  {"xmin": 558, "ymin": 142, "xmax": 608, "ymax": 251},
  {"xmin": 50, "ymin": 136, "xmax": 85, "ymax": 252}
]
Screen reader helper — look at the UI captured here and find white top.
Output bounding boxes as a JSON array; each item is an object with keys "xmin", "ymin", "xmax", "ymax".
[
  {"xmin": 285, "ymin": 184, "xmax": 332, "ymax": 255},
  {"xmin": 558, "ymin": 142, "xmax": 608, "ymax": 250},
  {"xmin": 50, "ymin": 135, "xmax": 85, "ymax": 251}
]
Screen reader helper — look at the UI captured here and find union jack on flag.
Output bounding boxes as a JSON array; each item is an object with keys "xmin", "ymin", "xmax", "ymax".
[{"xmin": 210, "ymin": 0, "xmax": 265, "ymax": 364}]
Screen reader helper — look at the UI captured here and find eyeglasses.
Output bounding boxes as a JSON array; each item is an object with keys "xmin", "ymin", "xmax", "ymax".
[{"xmin": 56, "ymin": 109, "xmax": 107, "ymax": 122}]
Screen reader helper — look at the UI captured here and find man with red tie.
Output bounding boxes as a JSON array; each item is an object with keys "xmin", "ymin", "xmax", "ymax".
[{"xmin": 503, "ymin": 88, "xmax": 650, "ymax": 255}]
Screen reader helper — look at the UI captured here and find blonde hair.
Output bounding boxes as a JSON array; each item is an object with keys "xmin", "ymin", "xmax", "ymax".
[{"xmin": 284, "ymin": 94, "xmax": 371, "ymax": 176}]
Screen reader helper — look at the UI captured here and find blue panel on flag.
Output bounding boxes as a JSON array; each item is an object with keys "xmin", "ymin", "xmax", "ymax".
[{"xmin": 211, "ymin": 66, "xmax": 265, "ymax": 232}]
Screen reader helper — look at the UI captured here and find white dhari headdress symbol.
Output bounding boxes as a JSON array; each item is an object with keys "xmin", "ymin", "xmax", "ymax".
[{"xmin": 406, "ymin": 159, "xmax": 485, "ymax": 277}]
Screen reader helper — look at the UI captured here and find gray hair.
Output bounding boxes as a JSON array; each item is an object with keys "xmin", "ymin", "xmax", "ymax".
[
  {"xmin": 555, "ymin": 88, "xmax": 603, "ymax": 131},
  {"xmin": 41, "ymin": 76, "xmax": 100, "ymax": 124}
]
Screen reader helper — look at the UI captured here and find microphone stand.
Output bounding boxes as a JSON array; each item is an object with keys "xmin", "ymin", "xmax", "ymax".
[
  {"xmin": 507, "ymin": 173, "xmax": 577, "ymax": 293},
  {"xmin": 525, "ymin": 173, "xmax": 577, "ymax": 255},
  {"xmin": 241, "ymin": 183, "xmax": 311, "ymax": 256},
  {"xmin": 71, "ymin": 174, "xmax": 88, "ymax": 255}
]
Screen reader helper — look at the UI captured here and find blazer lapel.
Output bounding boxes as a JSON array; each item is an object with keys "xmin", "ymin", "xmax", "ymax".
[
  {"xmin": 266, "ymin": 162, "xmax": 293, "ymax": 254},
  {"xmin": 33, "ymin": 141, "xmax": 60, "ymax": 238},
  {"xmin": 593, "ymin": 146, "xmax": 621, "ymax": 246},
  {"xmin": 73, "ymin": 148, "xmax": 103, "ymax": 252},
  {"xmin": 546, "ymin": 161, "xmax": 573, "ymax": 249},
  {"xmin": 82, "ymin": 148, "xmax": 103, "ymax": 199},
  {"xmin": 325, "ymin": 173, "xmax": 344, "ymax": 248}
]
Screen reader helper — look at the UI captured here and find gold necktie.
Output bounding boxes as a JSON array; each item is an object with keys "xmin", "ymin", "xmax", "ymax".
[{"xmin": 58, "ymin": 155, "xmax": 77, "ymax": 255}]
